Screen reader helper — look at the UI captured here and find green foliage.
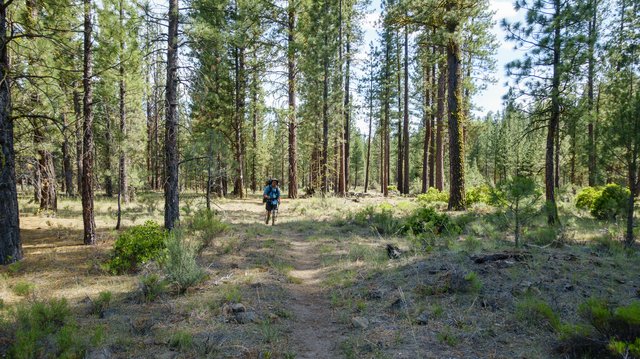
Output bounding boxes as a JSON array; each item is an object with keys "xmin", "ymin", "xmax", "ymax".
[
  {"xmin": 463, "ymin": 271, "xmax": 483, "ymax": 293},
  {"xmin": 557, "ymin": 299, "xmax": 640, "ymax": 358},
  {"xmin": 188, "ymin": 209, "xmax": 228, "ymax": 252},
  {"xmin": 139, "ymin": 274, "xmax": 167, "ymax": 302},
  {"xmin": 492, "ymin": 176, "xmax": 541, "ymax": 247},
  {"xmin": 106, "ymin": 221, "xmax": 167, "ymax": 274},
  {"xmin": 91, "ymin": 291, "xmax": 112, "ymax": 316},
  {"xmin": 466, "ymin": 185, "xmax": 492, "ymax": 205},
  {"xmin": 523, "ymin": 227, "xmax": 558, "ymax": 246},
  {"xmin": 387, "ymin": 185, "xmax": 398, "ymax": 192},
  {"xmin": 591, "ymin": 184, "xmax": 630, "ymax": 220},
  {"xmin": 12, "ymin": 281, "xmax": 35, "ymax": 297},
  {"xmin": 576, "ymin": 186, "xmax": 602, "ymax": 210},
  {"xmin": 169, "ymin": 330, "xmax": 193, "ymax": 350},
  {"xmin": 9, "ymin": 298, "xmax": 91, "ymax": 358},
  {"xmin": 352, "ymin": 205, "xmax": 401, "ymax": 235},
  {"xmin": 164, "ymin": 231, "xmax": 205, "ymax": 294},
  {"xmin": 416, "ymin": 188, "xmax": 449, "ymax": 204},
  {"xmin": 515, "ymin": 297, "xmax": 561, "ymax": 331},
  {"xmin": 404, "ymin": 207, "xmax": 460, "ymax": 236}
]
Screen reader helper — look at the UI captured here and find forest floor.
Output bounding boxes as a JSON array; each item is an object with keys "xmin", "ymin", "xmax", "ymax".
[{"xmin": 1, "ymin": 192, "xmax": 639, "ymax": 358}]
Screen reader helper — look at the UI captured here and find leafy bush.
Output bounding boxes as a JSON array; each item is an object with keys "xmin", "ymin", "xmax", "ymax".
[
  {"xmin": 557, "ymin": 298, "xmax": 640, "ymax": 358},
  {"xmin": 139, "ymin": 274, "xmax": 167, "ymax": 302},
  {"xmin": 106, "ymin": 221, "xmax": 167, "ymax": 274},
  {"xmin": 352, "ymin": 205, "xmax": 401, "ymax": 235},
  {"xmin": 91, "ymin": 291, "xmax": 112, "ymax": 316},
  {"xmin": 387, "ymin": 185, "xmax": 398, "ymax": 193},
  {"xmin": 591, "ymin": 184, "xmax": 630, "ymax": 220},
  {"xmin": 164, "ymin": 231, "xmax": 205, "ymax": 294},
  {"xmin": 417, "ymin": 188, "xmax": 449, "ymax": 204},
  {"xmin": 466, "ymin": 185, "xmax": 492, "ymax": 205},
  {"xmin": 404, "ymin": 206, "xmax": 460, "ymax": 236},
  {"xmin": 515, "ymin": 297, "xmax": 561, "ymax": 331},
  {"xmin": 576, "ymin": 186, "xmax": 602, "ymax": 210},
  {"xmin": 10, "ymin": 298, "xmax": 91, "ymax": 358},
  {"xmin": 188, "ymin": 209, "xmax": 228, "ymax": 252},
  {"xmin": 12, "ymin": 281, "xmax": 35, "ymax": 297}
]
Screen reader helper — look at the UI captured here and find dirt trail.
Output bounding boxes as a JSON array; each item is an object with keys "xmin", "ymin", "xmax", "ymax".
[{"xmin": 283, "ymin": 237, "xmax": 344, "ymax": 358}]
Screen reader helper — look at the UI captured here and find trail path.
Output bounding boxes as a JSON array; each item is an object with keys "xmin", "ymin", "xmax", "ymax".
[
  {"xmin": 283, "ymin": 236, "xmax": 344, "ymax": 358},
  {"xmin": 222, "ymin": 200, "xmax": 345, "ymax": 358}
]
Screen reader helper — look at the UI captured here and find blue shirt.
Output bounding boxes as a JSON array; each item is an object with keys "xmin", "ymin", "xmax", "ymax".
[{"xmin": 263, "ymin": 185, "xmax": 280, "ymax": 205}]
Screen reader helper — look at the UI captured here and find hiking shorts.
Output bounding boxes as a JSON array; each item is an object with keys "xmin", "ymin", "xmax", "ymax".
[{"xmin": 266, "ymin": 202, "xmax": 278, "ymax": 211}]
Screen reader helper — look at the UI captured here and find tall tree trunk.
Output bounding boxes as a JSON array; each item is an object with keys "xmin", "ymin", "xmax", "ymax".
[
  {"xmin": 62, "ymin": 114, "xmax": 74, "ymax": 197},
  {"xmin": 421, "ymin": 59, "xmax": 431, "ymax": 193},
  {"xmin": 287, "ymin": 2, "xmax": 298, "ymax": 198},
  {"xmin": 587, "ymin": 0, "xmax": 597, "ymax": 186},
  {"xmin": 164, "ymin": 0, "xmax": 180, "ymax": 230},
  {"xmin": 116, "ymin": 0, "xmax": 127, "ymax": 230},
  {"xmin": 104, "ymin": 114, "xmax": 113, "ymax": 197},
  {"xmin": 82, "ymin": 0, "xmax": 97, "ymax": 244},
  {"xmin": 446, "ymin": 27, "xmax": 466, "ymax": 211},
  {"xmin": 343, "ymin": 19, "xmax": 351, "ymax": 191},
  {"xmin": 35, "ymin": 124, "xmax": 57, "ymax": 211},
  {"xmin": 546, "ymin": 0, "xmax": 561, "ymax": 225},
  {"xmin": 73, "ymin": 89, "xmax": 83, "ymax": 196},
  {"xmin": 396, "ymin": 32, "xmax": 403, "ymax": 194},
  {"xmin": 435, "ymin": 59, "xmax": 446, "ymax": 191},
  {"xmin": 321, "ymin": 46, "xmax": 329, "ymax": 195},
  {"xmin": 0, "ymin": 0, "xmax": 21, "ymax": 264},
  {"xmin": 364, "ymin": 61, "xmax": 373, "ymax": 193},
  {"xmin": 233, "ymin": 46, "xmax": 245, "ymax": 198},
  {"xmin": 402, "ymin": 24, "xmax": 410, "ymax": 195}
]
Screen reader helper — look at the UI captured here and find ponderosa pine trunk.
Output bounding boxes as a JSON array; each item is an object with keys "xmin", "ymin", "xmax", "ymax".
[
  {"xmin": 435, "ymin": 58, "xmax": 446, "ymax": 191},
  {"xmin": 343, "ymin": 22, "xmax": 351, "ymax": 193},
  {"xmin": 446, "ymin": 34, "xmax": 466, "ymax": 211},
  {"xmin": 116, "ymin": 0, "xmax": 128, "ymax": 230},
  {"xmin": 164, "ymin": 0, "xmax": 180, "ymax": 230},
  {"xmin": 287, "ymin": 2, "xmax": 298, "ymax": 198},
  {"xmin": 587, "ymin": 0, "xmax": 598, "ymax": 186},
  {"xmin": 233, "ymin": 45, "xmax": 245, "ymax": 199},
  {"xmin": 73, "ymin": 88, "xmax": 83, "ymax": 196},
  {"xmin": 402, "ymin": 24, "xmax": 410, "ymax": 195},
  {"xmin": 321, "ymin": 43, "xmax": 329, "ymax": 195},
  {"xmin": 364, "ymin": 60, "xmax": 373, "ymax": 193},
  {"xmin": 0, "ymin": 0, "xmax": 21, "ymax": 264},
  {"xmin": 422, "ymin": 59, "xmax": 431, "ymax": 193},
  {"xmin": 396, "ymin": 32, "xmax": 403, "ymax": 194},
  {"xmin": 545, "ymin": 0, "xmax": 561, "ymax": 225},
  {"xmin": 82, "ymin": 0, "xmax": 97, "ymax": 244}
]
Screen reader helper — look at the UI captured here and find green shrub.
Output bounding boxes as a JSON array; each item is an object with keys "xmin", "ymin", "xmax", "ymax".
[
  {"xmin": 188, "ymin": 209, "xmax": 228, "ymax": 252},
  {"xmin": 91, "ymin": 291, "xmax": 112, "ymax": 316},
  {"xmin": 404, "ymin": 207, "xmax": 460, "ymax": 236},
  {"xmin": 10, "ymin": 298, "xmax": 89, "ymax": 358},
  {"xmin": 591, "ymin": 184, "xmax": 630, "ymax": 220},
  {"xmin": 557, "ymin": 298, "xmax": 640, "ymax": 358},
  {"xmin": 164, "ymin": 231, "xmax": 205, "ymax": 294},
  {"xmin": 466, "ymin": 185, "xmax": 492, "ymax": 205},
  {"xmin": 387, "ymin": 185, "xmax": 398, "ymax": 193},
  {"xmin": 416, "ymin": 188, "xmax": 449, "ymax": 204},
  {"xmin": 515, "ymin": 297, "xmax": 560, "ymax": 331},
  {"xmin": 139, "ymin": 274, "xmax": 167, "ymax": 302},
  {"xmin": 106, "ymin": 221, "xmax": 167, "ymax": 274},
  {"xmin": 576, "ymin": 186, "xmax": 602, "ymax": 210},
  {"xmin": 352, "ymin": 205, "xmax": 401, "ymax": 235},
  {"xmin": 523, "ymin": 227, "xmax": 558, "ymax": 246},
  {"xmin": 12, "ymin": 281, "xmax": 35, "ymax": 297},
  {"xmin": 169, "ymin": 330, "xmax": 193, "ymax": 350}
]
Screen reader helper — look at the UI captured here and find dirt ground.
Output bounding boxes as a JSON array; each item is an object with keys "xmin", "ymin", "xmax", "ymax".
[{"xmin": 1, "ymin": 194, "xmax": 639, "ymax": 358}]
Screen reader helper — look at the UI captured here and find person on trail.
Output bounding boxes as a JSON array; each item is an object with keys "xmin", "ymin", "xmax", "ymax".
[{"xmin": 263, "ymin": 179, "xmax": 281, "ymax": 224}]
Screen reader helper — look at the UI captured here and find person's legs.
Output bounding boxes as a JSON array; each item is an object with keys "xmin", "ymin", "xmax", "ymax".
[{"xmin": 265, "ymin": 210, "xmax": 270, "ymax": 224}]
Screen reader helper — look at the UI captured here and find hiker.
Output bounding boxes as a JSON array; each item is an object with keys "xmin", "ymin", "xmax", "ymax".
[{"xmin": 263, "ymin": 179, "xmax": 281, "ymax": 224}]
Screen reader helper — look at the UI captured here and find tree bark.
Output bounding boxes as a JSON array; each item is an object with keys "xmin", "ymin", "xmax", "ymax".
[
  {"xmin": 435, "ymin": 58, "xmax": 446, "ymax": 191},
  {"xmin": 587, "ymin": 0, "xmax": 597, "ymax": 186},
  {"xmin": 364, "ymin": 59, "xmax": 373, "ymax": 193},
  {"xmin": 396, "ymin": 32, "xmax": 403, "ymax": 194},
  {"xmin": 62, "ymin": 114, "xmax": 74, "ymax": 197},
  {"xmin": 233, "ymin": 45, "xmax": 245, "ymax": 198},
  {"xmin": 343, "ymin": 19, "xmax": 351, "ymax": 191},
  {"xmin": 104, "ymin": 114, "xmax": 113, "ymax": 197},
  {"xmin": 422, "ymin": 58, "xmax": 431, "ymax": 193},
  {"xmin": 545, "ymin": 0, "xmax": 561, "ymax": 225},
  {"xmin": 73, "ymin": 89, "xmax": 83, "ymax": 196},
  {"xmin": 321, "ymin": 43, "xmax": 329, "ymax": 195},
  {"xmin": 164, "ymin": 0, "xmax": 180, "ymax": 230},
  {"xmin": 402, "ymin": 24, "xmax": 410, "ymax": 195},
  {"xmin": 82, "ymin": 0, "xmax": 97, "ymax": 244},
  {"xmin": 0, "ymin": 0, "xmax": 21, "ymax": 264},
  {"xmin": 287, "ymin": 2, "xmax": 298, "ymax": 198},
  {"xmin": 446, "ymin": 29, "xmax": 466, "ymax": 211},
  {"xmin": 116, "ymin": 0, "xmax": 127, "ymax": 230},
  {"xmin": 35, "ymin": 125, "xmax": 57, "ymax": 211}
]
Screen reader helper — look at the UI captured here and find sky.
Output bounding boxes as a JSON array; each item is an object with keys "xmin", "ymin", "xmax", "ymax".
[{"xmin": 353, "ymin": 0, "xmax": 523, "ymax": 132}]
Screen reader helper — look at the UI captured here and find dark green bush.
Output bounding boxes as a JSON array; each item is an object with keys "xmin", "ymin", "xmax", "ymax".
[
  {"xmin": 466, "ymin": 185, "xmax": 492, "ymax": 205},
  {"xmin": 164, "ymin": 231, "xmax": 205, "ymax": 294},
  {"xmin": 556, "ymin": 298, "xmax": 640, "ymax": 358},
  {"xmin": 106, "ymin": 221, "xmax": 167, "ymax": 274},
  {"xmin": 403, "ymin": 206, "xmax": 460, "ymax": 236},
  {"xmin": 576, "ymin": 187, "xmax": 602, "ymax": 210},
  {"xmin": 188, "ymin": 209, "xmax": 228, "ymax": 252},
  {"xmin": 416, "ymin": 188, "xmax": 449, "ymax": 204},
  {"xmin": 591, "ymin": 184, "xmax": 630, "ymax": 220},
  {"xmin": 352, "ymin": 205, "xmax": 401, "ymax": 235},
  {"xmin": 10, "ymin": 298, "xmax": 91, "ymax": 358}
]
